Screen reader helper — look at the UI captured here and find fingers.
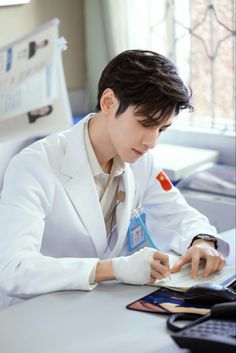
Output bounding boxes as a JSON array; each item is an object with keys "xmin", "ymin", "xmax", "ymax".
[
  {"xmin": 170, "ymin": 244, "xmax": 226, "ymax": 280},
  {"xmin": 217, "ymin": 257, "xmax": 226, "ymax": 271},
  {"xmin": 150, "ymin": 251, "xmax": 170, "ymax": 281},
  {"xmin": 190, "ymin": 253, "xmax": 201, "ymax": 279},
  {"xmin": 171, "ymin": 255, "xmax": 190, "ymax": 274},
  {"xmin": 203, "ymin": 253, "xmax": 225, "ymax": 277},
  {"xmin": 153, "ymin": 251, "xmax": 169, "ymax": 268},
  {"xmin": 150, "ymin": 263, "xmax": 168, "ymax": 281},
  {"xmin": 187, "ymin": 251, "xmax": 225, "ymax": 279},
  {"xmin": 171, "ymin": 254, "xmax": 202, "ymax": 279},
  {"xmin": 148, "ymin": 245, "xmax": 226, "ymax": 284}
]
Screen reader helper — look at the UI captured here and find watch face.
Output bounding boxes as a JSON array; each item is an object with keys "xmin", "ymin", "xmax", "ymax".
[
  {"xmin": 199, "ymin": 234, "xmax": 214, "ymax": 240},
  {"xmin": 198, "ymin": 235, "xmax": 218, "ymax": 249}
]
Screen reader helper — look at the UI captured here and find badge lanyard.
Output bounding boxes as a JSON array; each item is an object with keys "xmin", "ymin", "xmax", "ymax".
[
  {"xmin": 133, "ymin": 209, "xmax": 157, "ymax": 248},
  {"xmin": 128, "ymin": 207, "xmax": 157, "ymax": 252}
]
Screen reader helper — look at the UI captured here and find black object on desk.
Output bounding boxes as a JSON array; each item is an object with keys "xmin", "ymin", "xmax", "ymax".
[
  {"xmin": 183, "ymin": 283, "xmax": 236, "ymax": 304},
  {"xmin": 170, "ymin": 302, "xmax": 236, "ymax": 353}
]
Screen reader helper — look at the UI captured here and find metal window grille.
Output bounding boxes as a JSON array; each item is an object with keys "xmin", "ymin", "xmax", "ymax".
[{"xmin": 148, "ymin": 0, "xmax": 236, "ymax": 133}]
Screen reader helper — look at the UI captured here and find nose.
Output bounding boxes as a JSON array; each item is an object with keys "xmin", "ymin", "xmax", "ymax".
[{"xmin": 142, "ymin": 128, "xmax": 159, "ymax": 150}]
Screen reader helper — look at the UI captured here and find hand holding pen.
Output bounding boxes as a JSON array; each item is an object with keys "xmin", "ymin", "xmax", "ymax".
[
  {"xmin": 112, "ymin": 247, "xmax": 171, "ymax": 285},
  {"xmin": 149, "ymin": 251, "xmax": 171, "ymax": 283},
  {"xmin": 133, "ymin": 209, "xmax": 171, "ymax": 281}
]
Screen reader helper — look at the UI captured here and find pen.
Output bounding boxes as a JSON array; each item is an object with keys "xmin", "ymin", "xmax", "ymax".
[{"xmin": 133, "ymin": 210, "xmax": 171, "ymax": 280}]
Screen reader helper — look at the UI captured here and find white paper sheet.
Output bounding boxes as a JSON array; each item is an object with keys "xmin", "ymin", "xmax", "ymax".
[{"xmin": 0, "ymin": 19, "xmax": 72, "ymax": 141}]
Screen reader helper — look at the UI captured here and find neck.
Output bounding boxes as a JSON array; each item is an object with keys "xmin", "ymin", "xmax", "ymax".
[
  {"xmin": 101, "ymin": 159, "xmax": 113, "ymax": 174},
  {"xmin": 88, "ymin": 113, "xmax": 116, "ymax": 173}
]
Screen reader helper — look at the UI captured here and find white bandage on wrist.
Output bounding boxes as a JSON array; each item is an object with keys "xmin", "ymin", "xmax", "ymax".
[{"xmin": 112, "ymin": 247, "xmax": 156, "ymax": 285}]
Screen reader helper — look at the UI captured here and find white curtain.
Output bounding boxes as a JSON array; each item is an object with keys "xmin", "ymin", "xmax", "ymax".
[{"xmin": 84, "ymin": 0, "xmax": 150, "ymax": 111}]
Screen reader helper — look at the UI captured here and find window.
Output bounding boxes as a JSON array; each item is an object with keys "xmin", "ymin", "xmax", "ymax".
[{"xmin": 128, "ymin": 0, "xmax": 236, "ymax": 133}]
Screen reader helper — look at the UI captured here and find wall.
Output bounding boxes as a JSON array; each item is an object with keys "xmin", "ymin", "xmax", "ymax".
[
  {"xmin": 0, "ymin": 0, "xmax": 85, "ymax": 92},
  {"xmin": 0, "ymin": 0, "xmax": 86, "ymax": 182}
]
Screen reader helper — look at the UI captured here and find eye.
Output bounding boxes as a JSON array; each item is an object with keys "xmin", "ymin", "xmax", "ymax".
[
  {"xmin": 138, "ymin": 120, "xmax": 157, "ymax": 128},
  {"xmin": 159, "ymin": 124, "xmax": 172, "ymax": 133}
]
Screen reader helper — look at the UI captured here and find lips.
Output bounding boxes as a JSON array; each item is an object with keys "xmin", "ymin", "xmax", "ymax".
[{"xmin": 132, "ymin": 148, "xmax": 145, "ymax": 156}]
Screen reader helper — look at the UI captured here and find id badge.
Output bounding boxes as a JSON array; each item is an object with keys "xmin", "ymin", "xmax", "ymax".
[{"xmin": 127, "ymin": 212, "xmax": 146, "ymax": 252}]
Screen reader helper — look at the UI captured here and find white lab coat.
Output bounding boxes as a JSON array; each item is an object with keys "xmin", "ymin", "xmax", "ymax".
[{"xmin": 0, "ymin": 115, "xmax": 229, "ymax": 308}]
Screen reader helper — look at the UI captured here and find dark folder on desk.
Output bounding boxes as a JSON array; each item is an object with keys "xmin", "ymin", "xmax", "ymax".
[{"xmin": 127, "ymin": 287, "xmax": 211, "ymax": 316}]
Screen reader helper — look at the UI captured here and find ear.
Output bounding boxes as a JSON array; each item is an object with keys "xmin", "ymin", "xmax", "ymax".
[{"xmin": 100, "ymin": 88, "xmax": 118, "ymax": 113}]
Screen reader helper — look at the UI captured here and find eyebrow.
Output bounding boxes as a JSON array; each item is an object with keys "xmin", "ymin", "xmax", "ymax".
[
  {"xmin": 135, "ymin": 114, "xmax": 173, "ymax": 128},
  {"xmin": 161, "ymin": 123, "xmax": 172, "ymax": 128}
]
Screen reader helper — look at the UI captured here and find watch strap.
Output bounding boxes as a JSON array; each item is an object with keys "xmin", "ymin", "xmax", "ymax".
[{"xmin": 189, "ymin": 234, "xmax": 218, "ymax": 249}]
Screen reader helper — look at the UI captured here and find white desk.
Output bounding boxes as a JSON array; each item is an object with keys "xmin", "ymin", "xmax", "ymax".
[
  {"xmin": 0, "ymin": 229, "xmax": 234, "ymax": 353},
  {"xmin": 153, "ymin": 144, "xmax": 219, "ymax": 181},
  {"xmin": 0, "ymin": 284, "xmax": 186, "ymax": 353}
]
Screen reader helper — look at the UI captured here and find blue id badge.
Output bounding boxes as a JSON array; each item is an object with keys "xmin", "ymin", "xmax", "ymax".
[{"xmin": 127, "ymin": 211, "xmax": 146, "ymax": 252}]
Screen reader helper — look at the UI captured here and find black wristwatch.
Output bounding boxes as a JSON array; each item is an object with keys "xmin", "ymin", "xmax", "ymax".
[{"xmin": 189, "ymin": 234, "xmax": 218, "ymax": 249}]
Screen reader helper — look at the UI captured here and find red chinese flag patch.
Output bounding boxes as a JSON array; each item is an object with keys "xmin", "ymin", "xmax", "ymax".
[{"xmin": 156, "ymin": 171, "xmax": 172, "ymax": 191}]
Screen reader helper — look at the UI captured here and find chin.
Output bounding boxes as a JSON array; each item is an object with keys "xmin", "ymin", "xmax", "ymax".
[
  {"xmin": 120, "ymin": 151, "xmax": 142, "ymax": 164},
  {"xmin": 126, "ymin": 156, "xmax": 140, "ymax": 164}
]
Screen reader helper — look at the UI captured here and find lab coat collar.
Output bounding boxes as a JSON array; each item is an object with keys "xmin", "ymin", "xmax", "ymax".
[
  {"xmin": 60, "ymin": 116, "xmax": 91, "ymax": 178},
  {"xmin": 60, "ymin": 117, "xmax": 107, "ymax": 257},
  {"xmin": 59, "ymin": 116, "xmax": 136, "ymax": 258},
  {"xmin": 62, "ymin": 162, "xmax": 107, "ymax": 257}
]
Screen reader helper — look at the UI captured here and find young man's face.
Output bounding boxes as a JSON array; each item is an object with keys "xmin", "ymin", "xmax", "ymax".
[{"xmin": 107, "ymin": 104, "xmax": 173, "ymax": 163}]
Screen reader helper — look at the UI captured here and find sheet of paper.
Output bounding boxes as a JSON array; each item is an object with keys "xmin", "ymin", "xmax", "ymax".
[
  {"xmin": 0, "ymin": 63, "xmax": 58, "ymax": 121},
  {"xmin": 0, "ymin": 19, "xmax": 72, "ymax": 141},
  {"xmin": 153, "ymin": 252, "xmax": 236, "ymax": 291},
  {"xmin": 0, "ymin": 19, "xmax": 58, "ymax": 94}
]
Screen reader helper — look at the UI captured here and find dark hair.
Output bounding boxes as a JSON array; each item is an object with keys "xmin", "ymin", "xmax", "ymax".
[{"xmin": 96, "ymin": 50, "xmax": 193, "ymax": 126}]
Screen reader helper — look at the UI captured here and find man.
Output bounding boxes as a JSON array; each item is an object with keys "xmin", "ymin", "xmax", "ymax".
[{"xmin": 0, "ymin": 50, "xmax": 229, "ymax": 308}]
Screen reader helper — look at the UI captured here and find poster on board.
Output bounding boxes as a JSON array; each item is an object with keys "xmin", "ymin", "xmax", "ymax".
[{"xmin": 0, "ymin": 18, "xmax": 72, "ymax": 141}]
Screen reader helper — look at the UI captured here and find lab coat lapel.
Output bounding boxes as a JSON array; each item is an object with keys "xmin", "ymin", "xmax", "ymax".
[
  {"xmin": 109, "ymin": 165, "xmax": 136, "ymax": 257},
  {"xmin": 60, "ymin": 120, "xmax": 107, "ymax": 257}
]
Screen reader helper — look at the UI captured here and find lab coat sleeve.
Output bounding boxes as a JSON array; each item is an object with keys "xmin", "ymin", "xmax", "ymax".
[
  {"xmin": 136, "ymin": 152, "xmax": 230, "ymax": 257},
  {"xmin": 0, "ymin": 153, "xmax": 99, "ymax": 302}
]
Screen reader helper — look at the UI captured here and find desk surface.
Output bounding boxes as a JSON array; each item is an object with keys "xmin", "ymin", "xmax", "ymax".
[
  {"xmin": 0, "ymin": 284, "xmax": 186, "ymax": 353},
  {"xmin": 0, "ymin": 229, "xmax": 235, "ymax": 353},
  {"xmin": 153, "ymin": 144, "xmax": 219, "ymax": 181}
]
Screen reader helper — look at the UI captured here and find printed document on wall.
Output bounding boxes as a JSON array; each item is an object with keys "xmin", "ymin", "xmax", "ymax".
[{"xmin": 0, "ymin": 18, "xmax": 72, "ymax": 141}]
